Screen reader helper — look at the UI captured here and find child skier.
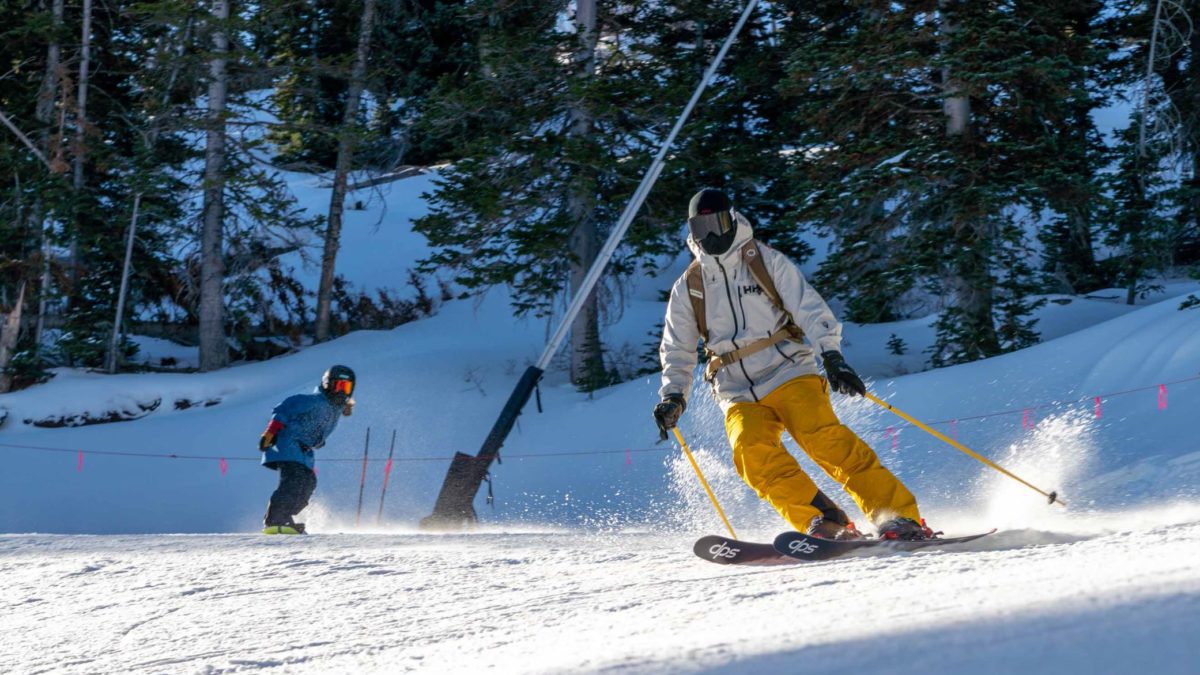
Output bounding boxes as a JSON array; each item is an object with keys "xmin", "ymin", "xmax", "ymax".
[
  {"xmin": 258, "ymin": 365, "xmax": 356, "ymax": 534},
  {"xmin": 654, "ymin": 189, "xmax": 934, "ymax": 541}
]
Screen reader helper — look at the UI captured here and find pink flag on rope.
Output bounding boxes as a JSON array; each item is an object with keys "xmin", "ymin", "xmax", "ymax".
[
  {"xmin": 886, "ymin": 426, "xmax": 898, "ymax": 449},
  {"xmin": 1159, "ymin": 384, "xmax": 1168, "ymax": 410},
  {"xmin": 1022, "ymin": 408, "xmax": 1033, "ymax": 430},
  {"xmin": 1094, "ymin": 396, "xmax": 1102, "ymax": 419},
  {"xmin": 219, "ymin": 458, "xmax": 228, "ymax": 475},
  {"xmin": 950, "ymin": 419, "xmax": 958, "ymax": 440},
  {"xmin": 383, "ymin": 458, "xmax": 394, "ymax": 478},
  {"xmin": 77, "ymin": 451, "xmax": 83, "ymax": 473},
  {"xmin": 625, "ymin": 448, "xmax": 632, "ymax": 466}
]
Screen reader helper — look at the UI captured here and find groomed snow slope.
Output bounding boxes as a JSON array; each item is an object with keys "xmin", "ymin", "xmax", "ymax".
[{"xmin": 3, "ymin": 514, "xmax": 1199, "ymax": 674}]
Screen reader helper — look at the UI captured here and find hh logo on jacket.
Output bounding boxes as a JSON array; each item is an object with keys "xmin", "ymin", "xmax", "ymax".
[{"xmin": 741, "ymin": 284, "xmax": 763, "ymax": 296}]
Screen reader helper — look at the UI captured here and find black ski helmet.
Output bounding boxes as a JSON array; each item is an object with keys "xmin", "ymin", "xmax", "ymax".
[
  {"xmin": 688, "ymin": 188, "xmax": 737, "ymax": 255},
  {"xmin": 321, "ymin": 364, "xmax": 356, "ymax": 403}
]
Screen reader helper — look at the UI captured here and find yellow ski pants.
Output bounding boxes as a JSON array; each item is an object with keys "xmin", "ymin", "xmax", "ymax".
[{"xmin": 724, "ymin": 375, "xmax": 920, "ymax": 531}]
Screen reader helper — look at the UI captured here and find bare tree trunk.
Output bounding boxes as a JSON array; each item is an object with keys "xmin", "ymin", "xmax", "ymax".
[
  {"xmin": 106, "ymin": 18, "xmax": 194, "ymax": 373},
  {"xmin": 0, "ymin": 284, "xmax": 26, "ymax": 393},
  {"xmin": 35, "ymin": 227, "xmax": 50, "ymax": 350},
  {"xmin": 939, "ymin": 1, "xmax": 997, "ymax": 359},
  {"xmin": 314, "ymin": 0, "xmax": 378, "ymax": 343},
  {"xmin": 32, "ymin": 0, "xmax": 64, "ymax": 352},
  {"xmin": 68, "ymin": 0, "xmax": 93, "ymax": 295},
  {"xmin": 36, "ymin": 0, "xmax": 63, "ymax": 128},
  {"xmin": 106, "ymin": 194, "xmax": 140, "ymax": 373},
  {"xmin": 939, "ymin": 1, "xmax": 970, "ymax": 141},
  {"xmin": 199, "ymin": 0, "xmax": 231, "ymax": 371},
  {"xmin": 567, "ymin": 0, "xmax": 602, "ymax": 387}
]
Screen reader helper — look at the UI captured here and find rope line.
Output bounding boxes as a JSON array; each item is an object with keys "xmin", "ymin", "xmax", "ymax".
[
  {"xmin": 0, "ymin": 441, "xmax": 674, "ymax": 463},
  {"xmin": 1, "ymin": 374, "xmax": 1195, "ymax": 466},
  {"xmin": 862, "ymin": 374, "xmax": 1200, "ymax": 431}
]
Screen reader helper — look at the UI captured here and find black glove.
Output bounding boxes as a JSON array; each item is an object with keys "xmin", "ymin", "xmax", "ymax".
[
  {"xmin": 653, "ymin": 394, "xmax": 687, "ymax": 440},
  {"xmin": 821, "ymin": 351, "xmax": 866, "ymax": 397}
]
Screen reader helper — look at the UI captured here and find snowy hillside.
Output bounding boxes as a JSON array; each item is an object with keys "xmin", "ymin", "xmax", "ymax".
[
  {"xmin": 2, "ymin": 274, "xmax": 1200, "ymax": 535},
  {"xmin": 3, "ymin": 258, "xmax": 1200, "ymax": 673}
]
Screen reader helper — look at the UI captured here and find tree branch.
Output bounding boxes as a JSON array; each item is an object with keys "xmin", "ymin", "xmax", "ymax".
[{"xmin": 0, "ymin": 109, "xmax": 54, "ymax": 173}]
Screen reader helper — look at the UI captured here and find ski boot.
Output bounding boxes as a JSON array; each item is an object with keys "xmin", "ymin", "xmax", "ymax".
[
  {"xmin": 876, "ymin": 517, "xmax": 937, "ymax": 541},
  {"xmin": 262, "ymin": 521, "xmax": 306, "ymax": 535},
  {"xmin": 807, "ymin": 516, "xmax": 865, "ymax": 541}
]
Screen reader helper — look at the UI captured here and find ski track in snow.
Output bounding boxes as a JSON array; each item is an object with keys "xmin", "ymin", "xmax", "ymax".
[{"xmin": 2, "ymin": 520, "xmax": 1199, "ymax": 674}]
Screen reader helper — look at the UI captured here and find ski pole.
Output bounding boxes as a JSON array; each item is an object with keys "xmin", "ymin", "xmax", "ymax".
[
  {"xmin": 864, "ymin": 392, "xmax": 1065, "ymax": 507},
  {"xmin": 672, "ymin": 427, "xmax": 739, "ymax": 539},
  {"xmin": 377, "ymin": 429, "xmax": 396, "ymax": 524},
  {"xmin": 355, "ymin": 427, "xmax": 370, "ymax": 526}
]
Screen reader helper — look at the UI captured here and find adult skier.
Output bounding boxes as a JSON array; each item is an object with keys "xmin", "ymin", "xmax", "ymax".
[
  {"xmin": 654, "ymin": 189, "xmax": 934, "ymax": 541},
  {"xmin": 258, "ymin": 365, "xmax": 356, "ymax": 534}
]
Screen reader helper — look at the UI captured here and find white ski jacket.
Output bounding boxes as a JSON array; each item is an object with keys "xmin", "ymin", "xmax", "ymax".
[{"xmin": 659, "ymin": 215, "xmax": 843, "ymax": 411}]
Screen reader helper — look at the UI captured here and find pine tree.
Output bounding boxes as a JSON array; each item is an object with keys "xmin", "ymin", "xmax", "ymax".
[
  {"xmin": 1031, "ymin": 1, "xmax": 1112, "ymax": 294},
  {"xmin": 1146, "ymin": 0, "xmax": 1200, "ymax": 268},
  {"xmin": 416, "ymin": 1, "xmax": 798, "ymax": 389},
  {"xmin": 414, "ymin": 1, "xmax": 621, "ymax": 388},
  {"xmin": 617, "ymin": 1, "xmax": 800, "ymax": 260},
  {"xmin": 1105, "ymin": 123, "xmax": 1175, "ymax": 304},
  {"xmin": 780, "ymin": 0, "xmax": 1100, "ymax": 366},
  {"xmin": 779, "ymin": 0, "xmax": 940, "ymax": 324},
  {"xmin": 314, "ymin": 0, "xmax": 378, "ymax": 343}
]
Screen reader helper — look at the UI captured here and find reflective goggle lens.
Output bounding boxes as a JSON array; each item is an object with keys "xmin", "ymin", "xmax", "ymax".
[
  {"xmin": 333, "ymin": 379, "xmax": 353, "ymax": 395},
  {"xmin": 687, "ymin": 210, "xmax": 734, "ymax": 240}
]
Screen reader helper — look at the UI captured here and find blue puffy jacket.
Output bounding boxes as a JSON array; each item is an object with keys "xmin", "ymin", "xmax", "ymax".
[{"xmin": 260, "ymin": 391, "xmax": 343, "ymax": 469}]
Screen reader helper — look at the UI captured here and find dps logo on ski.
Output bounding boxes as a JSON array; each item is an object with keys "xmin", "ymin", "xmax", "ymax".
[
  {"xmin": 787, "ymin": 539, "xmax": 819, "ymax": 555},
  {"xmin": 709, "ymin": 542, "xmax": 740, "ymax": 559}
]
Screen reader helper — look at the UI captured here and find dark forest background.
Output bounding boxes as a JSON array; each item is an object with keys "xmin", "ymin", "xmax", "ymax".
[{"xmin": 2, "ymin": 0, "xmax": 1199, "ymax": 393}]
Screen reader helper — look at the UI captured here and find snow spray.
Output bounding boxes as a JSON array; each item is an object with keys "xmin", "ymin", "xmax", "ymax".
[{"xmin": 977, "ymin": 410, "xmax": 1094, "ymax": 531}]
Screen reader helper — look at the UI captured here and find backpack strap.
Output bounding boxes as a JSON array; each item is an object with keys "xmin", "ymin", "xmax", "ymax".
[
  {"xmin": 685, "ymin": 260, "xmax": 708, "ymax": 343},
  {"xmin": 742, "ymin": 240, "xmax": 805, "ymax": 341},
  {"xmin": 703, "ymin": 326, "xmax": 798, "ymax": 382},
  {"xmin": 700, "ymin": 241, "xmax": 807, "ymax": 381},
  {"xmin": 681, "ymin": 241, "xmax": 806, "ymax": 382},
  {"xmin": 742, "ymin": 241, "xmax": 782, "ymax": 317}
]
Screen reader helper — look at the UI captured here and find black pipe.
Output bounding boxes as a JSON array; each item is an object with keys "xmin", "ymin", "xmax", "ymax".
[{"xmin": 421, "ymin": 366, "xmax": 543, "ymax": 528}]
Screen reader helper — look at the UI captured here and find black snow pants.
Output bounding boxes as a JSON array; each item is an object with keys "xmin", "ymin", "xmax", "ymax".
[{"xmin": 264, "ymin": 462, "xmax": 317, "ymax": 526}]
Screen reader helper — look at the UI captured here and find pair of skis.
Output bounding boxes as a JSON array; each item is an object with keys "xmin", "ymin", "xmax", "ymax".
[{"xmin": 694, "ymin": 529, "xmax": 996, "ymax": 565}]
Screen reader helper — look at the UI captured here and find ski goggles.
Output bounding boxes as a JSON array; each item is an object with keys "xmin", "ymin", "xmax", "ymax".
[
  {"xmin": 687, "ymin": 209, "xmax": 735, "ymax": 241},
  {"xmin": 331, "ymin": 379, "xmax": 353, "ymax": 396}
]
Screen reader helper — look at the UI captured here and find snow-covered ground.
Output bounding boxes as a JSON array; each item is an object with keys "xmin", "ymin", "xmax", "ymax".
[
  {"xmin": 129, "ymin": 335, "xmax": 200, "ymax": 370},
  {"xmin": 3, "ymin": 510, "xmax": 1199, "ymax": 674}
]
